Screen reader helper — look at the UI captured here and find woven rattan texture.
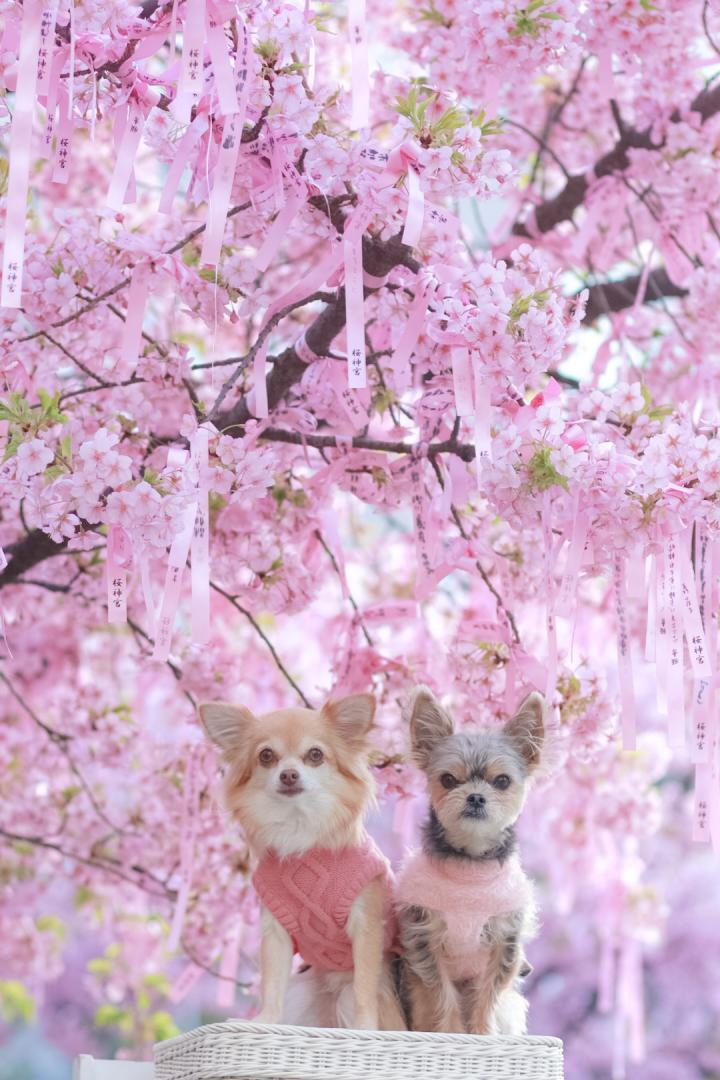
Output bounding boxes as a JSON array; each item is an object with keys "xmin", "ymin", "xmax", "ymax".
[{"xmin": 154, "ymin": 1021, "xmax": 564, "ymax": 1080}]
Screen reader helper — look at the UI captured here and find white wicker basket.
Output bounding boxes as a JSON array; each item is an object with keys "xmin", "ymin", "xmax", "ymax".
[{"xmin": 154, "ymin": 1021, "xmax": 564, "ymax": 1080}]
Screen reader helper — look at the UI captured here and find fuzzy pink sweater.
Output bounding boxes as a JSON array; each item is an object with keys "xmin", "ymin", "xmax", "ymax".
[
  {"xmin": 396, "ymin": 850, "xmax": 533, "ymax": 981},
  {"xmin": 253, "ymin": 836, "xmax": 397, "ymax": 972}
]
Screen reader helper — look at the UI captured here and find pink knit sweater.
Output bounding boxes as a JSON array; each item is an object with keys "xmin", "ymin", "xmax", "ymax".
[
  {"xmin": 253, "ymin": 836, "xmax": 397, "ymax": 972},
  {"xmin": 396, "ymin": 850, "xmax": 532, "ymax": 981}
]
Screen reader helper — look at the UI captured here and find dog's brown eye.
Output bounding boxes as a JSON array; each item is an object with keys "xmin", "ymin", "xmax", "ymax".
[
  {"xmin": 306, "ymin": 747, "xmax": 324, "ymax": 765},
  {"xmin": 493, "ymin": 774, "xmax": 511, "ymax": 790},
  {"xmin": 440, "ymin": 773, "xmax": 458, "ymax": 790},
  {"xmin": 258, "ymin": 748, "xmax": 276, "ymax": 766}
]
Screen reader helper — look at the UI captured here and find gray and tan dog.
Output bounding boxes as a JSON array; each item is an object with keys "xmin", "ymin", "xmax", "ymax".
[{"xmin": 395, "ymin": 686, "xmax": 544, "ymax": 1035}]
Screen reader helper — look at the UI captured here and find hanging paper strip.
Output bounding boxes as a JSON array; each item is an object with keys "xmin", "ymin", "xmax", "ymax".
[
  {"xmin": 613, "ymin": 552, "xmax": 636, "ymax": 749},
  {"xmin": 402, "ymin": 166, "xmax": 424, "ymax": 247},
  {"xmin": 542, "ymin": 496, "xmax": 558, "ymax": 703},
  {"xmin": 252, "ymin": 185, "xmax": 305, "ymax": 272},
  {"xmin": 392, "ymin": 275, "xmax": 432, "ymax": 389},
  {"xmin": 1, "ymin": 0, "xmax": 43, "ymax": 309},
  {"xmin": 692, "ymin": 526, "xmax": 713, "ymax": 763},
  {"xmin": 693, "ymin": 762, "xmax": 712, "ymax": 842},
  {"xmin": 205, "ymin": 6, "xmax": 239, "ymax": 115},
  {"xmin": 50, "ymin": 85, "xmax": 73, "ymax": 184},
  {"xmin": 190, "ymin": 427, "xmax": 211, "ymax": 645},
  {"xmin": 40, "ymin": 50, "xmax": 64, "ymax": 160},
  {"xmin": 152, "ymin": 498, "xmax": 197, "ymax": 662},
  {"xmin": 167, "ymin": 747, "xmax": 202, "ymax": 951},
  {"xmin": 36, "ymin": 0, "xmax": 59, "ymax": 99},
  {"xmin": 344, "ymin": 213, "xmax": 367, "ymax": 389},
  {"xmin": 557, "ymin": 507, "xmax": 588, "ymax": 618},
  {"xmin": 677, "ymin": 533, "xmax": 711, "ymax": 679},
  {"xmin": 473, "ymin": 374, "xmax": 492, "ymax": 484},
  {"xmin": 596, "ymin": 47, "xmax": 616, "ymax": 99},
  {"xmin": 177, "ymin": 0, "xmax": 206, "ymax": 121},
  {"xmin": 410, "ymin": 454, "xmax": 433, "ymax": 599},
  {"xmin": 347, "ymin": 0, "xmax": 369, "ymax": 130},
  {"xmin": 168, "ymin": 962, "xmax": 203, "ymax": 1004},
  {"xmin": 107, "ymin": 525, "xmax": 133, "ymax": 626},
  {"xmin": 451, "ymin": 347, "xmax": 473, "ymax": 417},
  {"xmin": 119, "ymin": 265, "xmax": 151, "ymax": 375},
  {"xmin": 106, "ymin": 102, "xmax": 146, "ymax": 211},
  {"xmin": 663, "ymin": 537, "xmax": 685, "ymax": 748},
  {"xmin": 200, "ymin": 115, "xmax": 243, "ymax": 266},
  {"xmin": 159, "ymin": 112, "xmax": 207, "ymax": 213},
  {"xmin": 216, "ymin": 921, "xmax": 243, "ymax": 1008}
]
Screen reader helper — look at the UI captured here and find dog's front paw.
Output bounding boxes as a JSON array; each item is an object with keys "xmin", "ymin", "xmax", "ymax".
[{"xmin": 354, "ymin": 1009, "xmax": 379, "ymax": 1030}]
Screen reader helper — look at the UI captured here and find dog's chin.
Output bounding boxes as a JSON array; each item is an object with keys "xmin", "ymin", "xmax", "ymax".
[
  {"xmin": 238, "ymin": 786, "xmax": 365, "ymax": 858},
  {"xmin": 441, "ymin": 810, "xmax": 514, "ymax": 858}
]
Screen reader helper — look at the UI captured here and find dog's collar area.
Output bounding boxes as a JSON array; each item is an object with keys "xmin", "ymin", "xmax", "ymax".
[{"xmin": 421, "ymin": 810, "xmax": 517, "ymax": 864}]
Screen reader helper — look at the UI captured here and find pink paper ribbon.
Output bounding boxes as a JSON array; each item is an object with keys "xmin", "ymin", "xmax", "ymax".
[
  {"xmin": 347, "ymin": 0, "xmax": 369, "ymax": 130},
  {"xmin": 596, "ymin": 47, "xmax": 616, "ymax": 99},
  {"xmin": 392, "ymin": 274, "xmax": 432, "ymax": 389},
  {"xmin": 177, "ymin": 0, "xmax": 206, "ymax": 121},
  {"xmin": 190, "ymin": 427, "xmax": 211, "ymax": 645},
  {"xmin": 693, "ymin": 762, "xmax": 712, "ymax": 842},
  {"xmin": 36, "ymin": 0, "xmax": 59, "ymax": 99},
  {"xmin": 216, "ymin": 920, "xmax": 243, "ymax": 1008},
  {"xmin": 200, "ymin": 110, "xmax": 246, "ymax": 265},
  {"xmin": 677, "ymin": 532, "xmax": 711, "ymax": 678},
  {"xmin": 168, "ymin": 962, "xmax": 203, "ymax": 1003},
  {"xmin": 451, "ymin": 346, "xmax": 473, "ymax": 417},
  {"xmin": 1, "ymin": 0, "xmax": 43, "ymax": 309},
  {"xmin": 613, "ymin": 552, "xmax": 636, "ymax": 749},
  {"xmin": 473, "ymin": 377, "xmax": 492, "ymax": 483},
  {"xmin": 118, "ymin": 264, "xmax": 151, "ymax": 375},
  {"xmin": 106, "ymin": 102, "xmax": 145, "ymax": 211},
  {"xmin": 402, "ymin": 165, "xmax": 424, "ymax": 248},
  {"xmin": 343, "ymin": 209, "xmax": 371, "ymax": 390},
  {"xmin": 663, "ymin": 537, "xmax": 685, "ymax": 748},
  {"xmin": 107, "ymin": 525, "xmax": 133, "ymax": 626},
  {"xmin": 152, "ymin": 483, "xmax": 197, "ymax": 662},
  {"xmin": 206, "ymin": 4, "xmax": 239, "ymax": 115},
  {"xmin": 159, "ymin": 112, "xmax": 208, "ymax": 213},
  {"xmin": 167, "ymin": 747, "xmax": 202, "ymax": 951},
  {"xmin": 50, "ymin": 84, "xmax": 73, "ymax": 184}
]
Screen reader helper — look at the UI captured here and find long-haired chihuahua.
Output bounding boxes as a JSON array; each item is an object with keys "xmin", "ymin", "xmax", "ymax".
[
  {"xmin": 199, "ymin": 693, "xmax": 405, "ymax": 1030},
  {"xmin": 396, "ymin": 686, "xmax": 544, "ymax": 1036}
]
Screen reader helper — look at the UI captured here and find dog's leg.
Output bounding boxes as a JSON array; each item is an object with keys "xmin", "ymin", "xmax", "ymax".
[
  {"xmin": 399, "ymin": 905, "xmax": 463, "ymax": 1032},
  {"xmin": 468, "ymin": 910, "xmax": 525, "ymax": 1035},
  {"xmin": 255, "ymin": 906, "xmax": 294, "ymax": 1023},
  {"xmin": 347, "ymin": 876, "xmax": 389, "ymax": 1028},
  {"xmin": 378, "ymin": 960, "xmax": 408, "ymax": 1031}
]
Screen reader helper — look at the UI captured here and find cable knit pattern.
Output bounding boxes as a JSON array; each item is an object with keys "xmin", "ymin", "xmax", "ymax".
[
  {"xmin": 253, "ymin": 836, "xmax": 397, "ymax": 972},
  {"xmin": 396, "ymin": 850, "xmax": 533, "ymax": 982}
]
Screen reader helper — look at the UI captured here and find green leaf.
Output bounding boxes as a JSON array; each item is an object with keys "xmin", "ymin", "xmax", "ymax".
[
  {"xmin": 151, "ymin": 1011, "xmax": 180, "ymax": 1041},
  {"xmin": 94, "ymin": 1003, "xmax": 132, "ymax": 1029},
  {"xmin": 36, "ymin": 915, "xmax": 66, "ymax": 940},
  {"xmin": 2, "ymin": 432, "xmax": 22, "ymax": 462},
  {"xmin": 527, "ymin": 446, "xmax": 569, "ymax": 492},
  {"xmin": 0, "ymin": 981, "xmax": 36, "ymax": 1023}
]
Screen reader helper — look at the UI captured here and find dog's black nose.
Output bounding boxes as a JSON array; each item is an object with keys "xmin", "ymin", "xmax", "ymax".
[
  {"xmin": 466, "ymin": 793, "xmax": 486, "ymax": 808},
  {"xmin": 280, "ymin": 769, "xmax": 300, "ymax": 787}
]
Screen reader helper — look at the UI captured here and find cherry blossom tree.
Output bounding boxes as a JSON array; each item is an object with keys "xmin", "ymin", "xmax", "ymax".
[{"xmin": 1, "ymin": 0, "xmax": 720, "ymax": 1075}]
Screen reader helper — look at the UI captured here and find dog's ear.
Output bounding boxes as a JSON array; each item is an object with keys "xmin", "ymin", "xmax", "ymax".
[
  {"xmin": 503, "ymin": 692, "xmax": 544, "ymax": 770},
  {"xmin": 322, "ymin": 693, "xmax": 376, "ymax": 748},
  {"xmin": 408, "ymin": 686, "xmax": 454, "ymax": 768},
  {"xmin": 198, "ymin": 701, "xmax": 257, "ymax": 756}
]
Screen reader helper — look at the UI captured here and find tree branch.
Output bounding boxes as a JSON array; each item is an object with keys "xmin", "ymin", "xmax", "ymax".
[
  {"xmin": 581, "ymin": 266, "xmax": 688, "ymax": 323},
  {"xmin": 513, "ymin": 80, "xmax": 720, "ymax": 237}
]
